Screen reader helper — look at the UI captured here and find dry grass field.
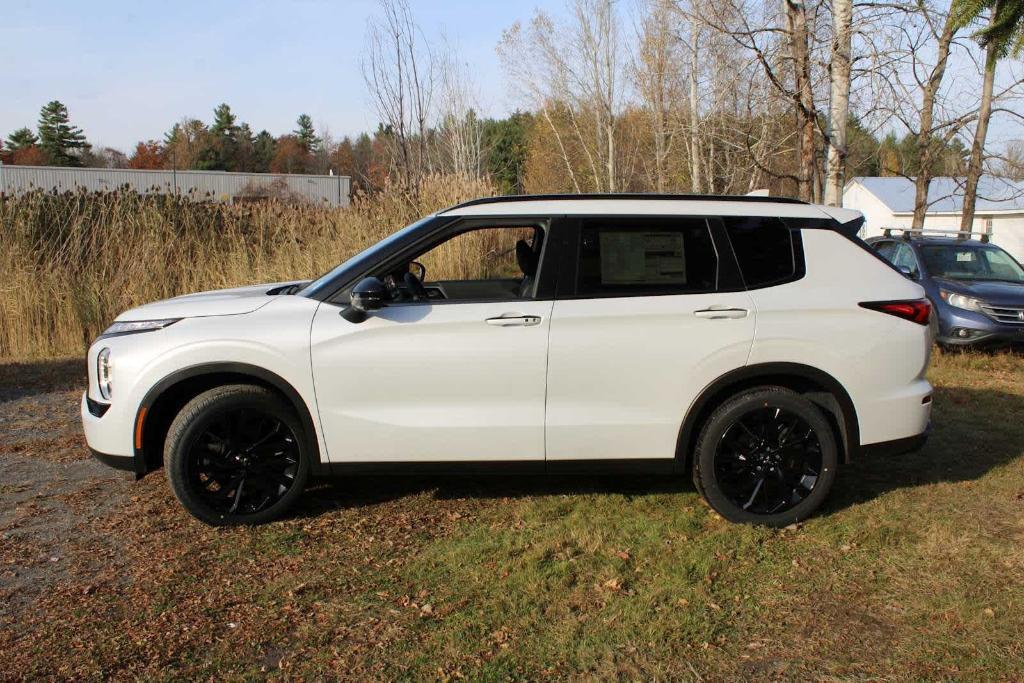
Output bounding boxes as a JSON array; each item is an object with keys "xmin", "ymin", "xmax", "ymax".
[
  {"xmin": 1, "ymin": 349, "xmax": 1022, "ymax": 680},
  {"xmin": 0, "ymin": 177, "xmax": 492, "ymax": 359}
]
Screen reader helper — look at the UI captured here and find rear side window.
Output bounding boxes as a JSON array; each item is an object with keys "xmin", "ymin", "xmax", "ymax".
[
  {"xmin": 577, "ymin": 217, "xmax": 717, "ymax": 296},
  {"xmin": 722, "ymin": 217, "xmax": 798, "ymax": 288}
]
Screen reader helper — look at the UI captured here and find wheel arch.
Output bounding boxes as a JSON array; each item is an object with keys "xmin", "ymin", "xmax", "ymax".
[
  {"xmin": 676, "ymin": 362, "xmax": 860, "ymax": 468},
  {"xmin": 134, "ymin": 362, "xmax": 321, "ymax": 476}
]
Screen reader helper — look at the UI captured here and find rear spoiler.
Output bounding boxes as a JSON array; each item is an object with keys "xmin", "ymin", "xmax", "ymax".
[{"xmin": 836, "ymin": 216, "xmax": 865, "ymax": 239}]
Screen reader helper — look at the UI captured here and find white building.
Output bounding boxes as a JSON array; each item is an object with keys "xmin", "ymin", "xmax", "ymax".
[{"xmin": 843, "ymin": 176, "xmax": 1024, "ymax": 262}]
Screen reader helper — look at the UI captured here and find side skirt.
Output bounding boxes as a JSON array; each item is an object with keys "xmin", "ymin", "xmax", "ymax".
[{"xmin": 312, "ymin": 458, "xmax": 682, "ymax": 478}]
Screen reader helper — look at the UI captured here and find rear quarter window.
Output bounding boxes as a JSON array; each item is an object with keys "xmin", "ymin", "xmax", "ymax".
[{"xmin": 722, "ymin": 217, "xmax": 801, "ymax": 288}]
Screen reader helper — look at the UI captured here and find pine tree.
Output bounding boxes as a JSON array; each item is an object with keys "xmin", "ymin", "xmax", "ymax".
[
  {"xmin": 207, "ymin": 103, "xmax": 240, "ymax": 170},
  {"xmin": 211, "ymin": 103, "xmax": 238, "ymax": 138},
  {"xmin": 294, "ymin": 114, "xmax": 319, "ymax": 152},
  {"xmin": 253, "ymin": 130, "xmax": 276, "ymax": 173},
  {"xmin": 37, "ymin": 100, "xmax": 90, "ymax": 166},
  {"xmin": 6, "ymin": 127, "xmax": 38, "ymax": 151}
]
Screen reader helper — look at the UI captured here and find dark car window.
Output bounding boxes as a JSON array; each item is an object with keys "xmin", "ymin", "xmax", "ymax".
[
  {"xmin": 577, "ymin": 217, "xmax": 717, "ymax": 296},
  {"xmin": 722, "ymin": 217, "xmax": 797, "ymax": 288},
  {"xmin": 919, "ymin": 244, "xmax": 1024, "ymax": 282},
  {"xmin": 893, "ymin": 243, "xmax": 920, "ymax": 276},
  {"xmin": 873, "ymin": 240, "xmax": 897, "ymax": 262}
]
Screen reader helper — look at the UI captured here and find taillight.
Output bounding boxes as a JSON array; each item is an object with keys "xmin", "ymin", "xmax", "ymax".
[{"xmin": 859, "ymin": 299, "xmax": 932, "ymax": 325}]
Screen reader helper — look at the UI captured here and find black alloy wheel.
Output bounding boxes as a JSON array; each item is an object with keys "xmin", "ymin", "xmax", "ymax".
[
  {"xmin": 694, "ymin": 387, "xmax": 838, "ymax": 526},
  {"xmin": 713, "ymin": 406, "xmax": 822, "ymax": 515},
  {"xmin": 166, "ymin": 385, "xmax": 311, "ymax": 526},
  {"xmin": 186, "ymin": 407, "xmax": 300, "ymax": 516}
]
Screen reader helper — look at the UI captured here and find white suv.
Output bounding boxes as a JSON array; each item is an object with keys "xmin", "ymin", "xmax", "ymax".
[{"xmin": 82, "ymin": 194, "xmax": 933, "ymax": 526}]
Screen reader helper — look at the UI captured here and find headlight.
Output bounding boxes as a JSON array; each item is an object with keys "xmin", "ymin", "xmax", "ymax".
[
  {"xmin": 101, "ymin": 318, "xmax": 180, "ymax": 337},
  {"xmin": 939, "ymin": 290, "xmax": 983, "ymax": 312},
  {"xmin": 97, "ymin": 347, "xmax": 113, "ymax": 400}
]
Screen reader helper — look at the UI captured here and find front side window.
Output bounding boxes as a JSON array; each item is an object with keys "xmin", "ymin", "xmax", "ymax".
[
  {"xmin": 381, "ymin": 224, "xmax": 544, "ymax": 302},
  {"xmin": 919, "ymin": 244, "xmax": 1024, "ymax": 282},
  {"xmin": 722, "ymin": 216, "xmax": 797, "ymax": 288},
  {"xmin": 576, "ymin": 218, "xmax": 717, "ymax": 296}
]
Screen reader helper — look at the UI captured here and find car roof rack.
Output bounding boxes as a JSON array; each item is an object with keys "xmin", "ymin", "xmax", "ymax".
[
  {"xmin": 881, "ymin": 227, "xmax": 990, "ymax": 243},
  {"xmin": 445, "ymin": 192, "xmax": 809, "ymax": 211}
]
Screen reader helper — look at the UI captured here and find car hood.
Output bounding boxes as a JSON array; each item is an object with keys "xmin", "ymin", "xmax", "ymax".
[
  {"xmin": 115, "ymin": 281, "xmax": 306, "ymax": 322},
  {"xmin": 934, "ymin": 277, "xmax": 1024, "ymax": 306}
]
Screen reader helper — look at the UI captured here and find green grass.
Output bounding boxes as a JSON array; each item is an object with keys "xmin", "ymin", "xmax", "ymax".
[{"xmin": 3, "ymin": 350, "xmax": 1024, "ymax": 680}]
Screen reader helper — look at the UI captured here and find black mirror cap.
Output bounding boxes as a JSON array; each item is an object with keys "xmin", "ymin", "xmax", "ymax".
[{"xmin": 350, "ymin": 276, "xmax": 387, "ymax": 312}]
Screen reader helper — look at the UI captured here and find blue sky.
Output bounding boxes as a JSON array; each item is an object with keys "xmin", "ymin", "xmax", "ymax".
[
  {"xmin": 1, "ymin": 0, "xmax": 546, "ymax": 151},
  {"xmin": 2, "ymin": 1, "xmax": 1019, "ymax": 154}
]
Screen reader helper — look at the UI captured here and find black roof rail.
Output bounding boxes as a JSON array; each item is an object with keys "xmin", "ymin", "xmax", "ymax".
[{"xmin": 443, "ymin": 192, "xmax": 809, "ymax": 212}]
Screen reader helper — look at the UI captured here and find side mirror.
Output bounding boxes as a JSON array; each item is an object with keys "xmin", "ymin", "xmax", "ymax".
[
  {"xmin": 341, "ymin": 276, "xmax": 387, "ymax": 323},
  {"xmin": 898, "ymin": 265, "xmax": 914, "ymax": 278}
]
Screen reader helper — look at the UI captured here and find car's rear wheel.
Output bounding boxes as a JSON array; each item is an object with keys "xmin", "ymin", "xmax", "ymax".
[
  {"xmin": 165, "ymin": 384, "xmax": 310, "ymax": 526},
  {"xmin": 693, "ymin": 387, "xmax": 837, "ymax": 526}
]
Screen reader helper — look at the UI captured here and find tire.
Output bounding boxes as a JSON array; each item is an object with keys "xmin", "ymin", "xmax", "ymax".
[
  {"xmin": 693, "ymin": 387, "xmax": 838, "ymax": 527},
  {"xmin": 165, "ymin": 384, "xmax": 311, "ymax": 526}
]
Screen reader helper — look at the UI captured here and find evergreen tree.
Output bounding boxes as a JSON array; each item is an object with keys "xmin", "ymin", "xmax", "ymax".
[
  {"xmin": 483, "ymin": 111, "xmax": 532, "ymax": 194},
  {"xmin": 6, "ymin": 127, "xmax": 39, "ymax": 151},
  {"xmin": 253, "ymin": 130, "xmax": 276, "ymax": 173},
  {"xmin": 210, "ymin": 103, "xmax": 238, "ymax": 138},
  {"xmin": 294, "ymin": 114, "xmax": 319, "ymax": 152},
  {"xmin": 37, "ymin": 101, "xmax": 90, "ymax": 166},
  {"xmin": 207, "ymin": 103, "xmax": 240, "ymax": 170}
]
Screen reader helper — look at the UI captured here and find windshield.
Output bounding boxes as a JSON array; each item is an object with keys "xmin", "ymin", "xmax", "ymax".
[
  {"xmin": 298, "ymin": 216, "xmax": 437, "ymax": 299},
  {"xmin": 919, "ymin": 244, "xmax": 1024, "ymax": 283}
]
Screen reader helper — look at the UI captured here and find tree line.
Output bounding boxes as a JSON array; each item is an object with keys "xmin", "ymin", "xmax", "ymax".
[{"xmin": 2, "ymin": 0, "xmax": 1022, "ymax": 228}]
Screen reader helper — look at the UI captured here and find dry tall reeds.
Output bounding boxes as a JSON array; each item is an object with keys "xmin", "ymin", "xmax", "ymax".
[{"xmin": 0, "ymin": 173, "xmax": 493, "ymax": 359}]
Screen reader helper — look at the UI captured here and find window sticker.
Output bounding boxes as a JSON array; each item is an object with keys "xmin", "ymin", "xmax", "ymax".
[
  {"xmin": 599, "ymin": 231, "xmax": 687, "ymax": 285},
  {"xmin": 956, "ymin": 252, "xmax": 974, "ymax": 262}
]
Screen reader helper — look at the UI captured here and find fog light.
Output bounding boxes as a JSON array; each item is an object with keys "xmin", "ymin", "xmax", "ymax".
[{"xmin": 951, "ymin": 328, "xmax": 983, "ymax": 339}]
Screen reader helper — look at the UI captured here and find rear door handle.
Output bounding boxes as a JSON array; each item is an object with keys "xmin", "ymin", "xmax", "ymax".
[
  {"xmin": 694, "ymin": 307, "xmax": 749, "ymax": 320},
  {"xmin": 485, "ymin": 315, "xmax": 542, "ymax": 327}
]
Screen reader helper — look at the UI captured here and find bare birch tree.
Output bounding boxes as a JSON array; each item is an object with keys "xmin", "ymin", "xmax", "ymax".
[
  {"xmin": 436, "ymin": 47, "xmax": 485, "ymax": 179},
  {"xmin": 362, "ymin": 0, "xmax": 435, "ymax": 198},
  {"xmin": 824, "ymin": 0, "xmax": 853, "ymax": 205},
  {"xmin": 499, "ymin": 0, "xmax": 624, "ymax": 192},
  {"xmin": 632, "ymin": 0, "xmax": 682, "ymax": 192}
]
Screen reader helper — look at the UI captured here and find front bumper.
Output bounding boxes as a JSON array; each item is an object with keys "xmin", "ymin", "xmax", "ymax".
[
  {"xmin": 81, "ymin": 391, "xmax": 144, "ymax": 475},
  {"xmin": 90, "ymin": 448, "xmax": 139, "ymax": 473},
  {"xmin": 936, "ymin": 306, "xmax": 1024, "ymax": 346}
]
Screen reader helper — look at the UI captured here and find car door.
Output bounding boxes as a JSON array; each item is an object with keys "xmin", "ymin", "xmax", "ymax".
[
  {"xmin": 545, "ymin": 216, "xmax": 756, "ymax": 462},
  {"xmin": 309, "ymin": 220, "xmax": 554, "ymax": 463}
]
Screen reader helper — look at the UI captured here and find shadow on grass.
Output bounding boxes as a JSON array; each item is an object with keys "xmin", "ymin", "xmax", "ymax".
[
  {"xmin": 0, "ymin": 357, "xmax": 85, "ymax": 403},
  {"xmin": 292, "ymin": 384, "xmax": 1024, "ymax": 521},
  {"xmin": 826, "ymin": 384, "xmax": 1024, "ymax": 513}
]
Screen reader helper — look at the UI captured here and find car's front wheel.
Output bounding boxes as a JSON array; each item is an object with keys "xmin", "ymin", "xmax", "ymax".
[
  {"xmin": 693, "ymin": 387, "xmax": 838, "ymax": 526},
  {"xmin": 165, "ymin": 384, "xmax": 311, "ymax": 526}
]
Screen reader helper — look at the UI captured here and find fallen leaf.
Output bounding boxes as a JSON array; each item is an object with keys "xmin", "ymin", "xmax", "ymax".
[{"xmin": 602, "ymin": 578, "xmax": 623, "ymax": 592}]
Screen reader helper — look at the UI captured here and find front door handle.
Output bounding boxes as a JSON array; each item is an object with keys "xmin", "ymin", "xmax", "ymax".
[
  {"xmin": 485, "ymin": 314, "xmax": 542, "ymax": 327},
  {"xmin": 694, "ymin": 307, "xmax": 749, "ymax": 320}
]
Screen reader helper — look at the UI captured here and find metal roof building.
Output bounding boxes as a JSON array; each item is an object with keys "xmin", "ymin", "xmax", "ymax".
[
  {"xmin": 0, "ymin": 164, "xmax": 351, "ymax": 206},
  {"xmin": 844, "ymin": 176, "xmax": 1024, "ymax": 262}
]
